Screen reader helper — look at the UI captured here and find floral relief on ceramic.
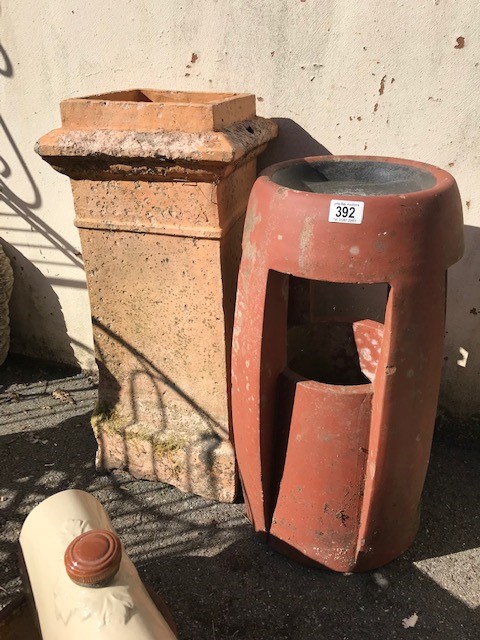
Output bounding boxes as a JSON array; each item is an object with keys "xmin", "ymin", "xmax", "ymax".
[{"xmin": 54, "ymin": 519, "xmax": 135, "ymax": 629}]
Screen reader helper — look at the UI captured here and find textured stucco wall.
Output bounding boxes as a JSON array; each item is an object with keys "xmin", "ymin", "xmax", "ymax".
[{"xmin": 1, "ymin": 0, "xmax": 478, "ymax": 416}]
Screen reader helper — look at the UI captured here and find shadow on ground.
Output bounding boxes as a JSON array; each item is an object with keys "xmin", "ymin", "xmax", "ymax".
[{"xmin": 0, "ymin": 356, "xmax": 479, "ymax": 639}]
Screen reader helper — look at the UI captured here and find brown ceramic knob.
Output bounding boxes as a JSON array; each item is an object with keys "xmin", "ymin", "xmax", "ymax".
[{"xmin": 64, "ymin": 529, "xmax": 122, "ymax": 587}]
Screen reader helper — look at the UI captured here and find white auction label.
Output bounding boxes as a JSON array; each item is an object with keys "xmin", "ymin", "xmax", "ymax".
[{"xmin": 328, "ymin": 199, "xmax": 364, "ymax": 224}]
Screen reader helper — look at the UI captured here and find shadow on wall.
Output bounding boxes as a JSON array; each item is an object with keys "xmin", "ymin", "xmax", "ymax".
[
  {"xmin": 258, "ymin": 118, "xmax": 332, "ymax": 170},
  {"xmin": 440, "ymin": 223, "xmax": 480, "ymax": 422},
  {"xmin": 0, "ymin": 241, "xmax": 75, "ymax": 364},
  {"xmin": 0, "ymin": 44, "xmax": 13, "ymax": 78},
  {"xmin": 0, "ymin": 110, "xmax": 85, "ymax": 366}
]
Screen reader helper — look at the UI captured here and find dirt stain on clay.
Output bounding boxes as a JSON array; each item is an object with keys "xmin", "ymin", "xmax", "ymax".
[
  {"xmin": 454, "ymin": 37, "xmax": 465, "ymax": 49},
  {"xmin": 336, "ymin": 510, "xmax": 350, "ymax": 527}
]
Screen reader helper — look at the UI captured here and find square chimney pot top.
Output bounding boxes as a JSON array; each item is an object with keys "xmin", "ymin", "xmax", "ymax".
[
  {"xmin": 87, "ymin": 89, "xmax": 243, "ymax": 105},
  {"xmin": 60, "ymin": 89, "xmax": 257, "ymax": 133}
]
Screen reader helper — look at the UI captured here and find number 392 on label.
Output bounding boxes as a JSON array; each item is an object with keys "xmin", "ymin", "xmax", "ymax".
[{"xmin": 328, "ymin": 199, "xmax": 364, "ymax": 224}]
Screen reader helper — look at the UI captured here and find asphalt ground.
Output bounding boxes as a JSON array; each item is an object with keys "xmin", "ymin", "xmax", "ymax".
[{"xmin": 0, "ymin": 354, "xmax": 479, "ymax": 639}]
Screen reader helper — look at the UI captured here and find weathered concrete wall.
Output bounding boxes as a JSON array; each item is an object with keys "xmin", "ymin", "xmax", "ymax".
[{"xmin": 1, "ymin": 1, "xmax": 478, "ymax": 415}]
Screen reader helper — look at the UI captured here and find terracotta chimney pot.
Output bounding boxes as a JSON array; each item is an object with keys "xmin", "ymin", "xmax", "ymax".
[{"xmin": 36, "ymin": 90, "xmax": 277, "ymax": 501}]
